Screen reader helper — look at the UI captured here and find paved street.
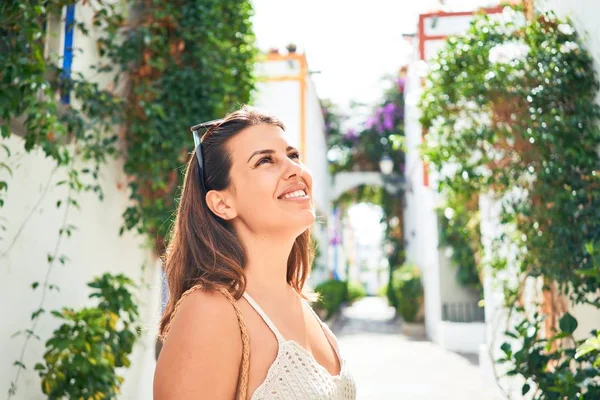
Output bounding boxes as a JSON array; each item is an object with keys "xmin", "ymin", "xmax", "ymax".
[{"xmin": 331, "ymin": 297, "xmax": 493, "ymax": 400}]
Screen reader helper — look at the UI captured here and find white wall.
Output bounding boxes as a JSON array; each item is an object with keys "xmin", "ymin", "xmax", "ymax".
[
  {"xmin": 0, "ymin": 138, "xmax": 162, "ymax": 399},
  {"xmin": 0, "ymin": 3, "xmax": 161, "ymax": 398},
  {"xmin": 403, "ymin": 46, "xmax": 442, "ymax": 341},
  {"xmin": 438, "ymin": 321, "xmax": 486, "ymax": 354},
  {"xmin": 438, "ymin": 249, "xmax": 481, "ymax": 304}
]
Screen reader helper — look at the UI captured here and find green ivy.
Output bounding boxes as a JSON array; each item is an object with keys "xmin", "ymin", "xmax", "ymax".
[
  {"xmin": 419, "ymin": 5, "xmax": 600, "ymax": 397},
  {"xmin": 97, "ymin": 0, "xmax": 258, "ymax": 251},
  {"xmin": 0, "ymin": 0, "xmax": 122, "ymax": 207}
]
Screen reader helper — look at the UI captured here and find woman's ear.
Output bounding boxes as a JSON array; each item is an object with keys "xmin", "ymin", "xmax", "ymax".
[{"xmin": 205, "ymin": 190, "xmax": 237, "ymax": 220}]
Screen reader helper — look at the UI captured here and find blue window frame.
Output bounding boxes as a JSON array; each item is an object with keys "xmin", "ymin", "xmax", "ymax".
[{"xmin": 61, "ymin": 4, "xmax": 75, "ymax": 104}]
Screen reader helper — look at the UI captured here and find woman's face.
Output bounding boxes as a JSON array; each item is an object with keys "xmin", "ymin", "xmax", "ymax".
[{"xmin": 225, "ymin": 124, "xmax": 315, "ymax": 237}]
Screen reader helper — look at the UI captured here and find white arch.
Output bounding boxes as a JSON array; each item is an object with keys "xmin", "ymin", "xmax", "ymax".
[{"xmin": 330, "ymin": 172, "xmax": 384, "ymax": 201}]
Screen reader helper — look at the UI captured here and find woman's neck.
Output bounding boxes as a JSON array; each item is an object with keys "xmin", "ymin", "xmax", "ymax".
[{"xmin": 239, "ymin": 232, "xmax": 297, "ymax": 299}]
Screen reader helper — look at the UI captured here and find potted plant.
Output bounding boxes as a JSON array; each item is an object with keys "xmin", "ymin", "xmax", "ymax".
[{"xmin": 391, "ymin": 263, "xmax": 425, "ymax": 336}]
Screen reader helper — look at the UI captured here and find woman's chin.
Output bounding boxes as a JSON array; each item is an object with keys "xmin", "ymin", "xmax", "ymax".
[{"xmin": 286, "ymin": 209, "xmax": 316, "ymax": 234}]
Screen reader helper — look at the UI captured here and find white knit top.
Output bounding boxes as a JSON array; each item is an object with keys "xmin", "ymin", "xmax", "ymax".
[{"xmin": 243, "ymin": 292, "xmax": 356, "ymax": 400}]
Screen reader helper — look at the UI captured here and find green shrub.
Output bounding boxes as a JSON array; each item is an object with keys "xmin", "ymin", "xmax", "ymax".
[
  {"xmin": 391, "ymin": 264, "xmax": 423, "ymax": 322},
  {"xmin": 377, "ymin": 283, "xmax": 388, "ymax": 298},
  {"xmin": 347, "ymin": 281, "xmax": 366, "ymax": 303},
  {"xmin": 314, "ymin": 279, "xmax": 348, "ymax": 319},
  {"xmin": 35, "ymin": 273, "xmax": 140, "ymax": 398}
]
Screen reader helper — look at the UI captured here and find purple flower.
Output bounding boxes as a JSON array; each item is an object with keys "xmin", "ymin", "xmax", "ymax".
[
  {"xmin": 343, "ymin": 128, "xmax": 359, "ymax": 141},
  {"xmin": 396, "ymin": 77, "xmax": 406, "ymax": 92},
  {"xmin": 384, "ymin": 103, "xmax": 397, "ymax": 114},
  {"xmin": 365, "ymin": 116, "xmax": 377, "ymax": 130},
  {"xmin": 383, "ymin": 103, "xmax": 397, "ymax": 130},
  {"xmin": 329, "ymin": 234, "xmax": 342, "ymax": 245}
]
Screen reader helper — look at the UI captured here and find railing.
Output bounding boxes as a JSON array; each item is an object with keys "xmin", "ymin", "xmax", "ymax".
[{"xmin": 442, "ymin": 302, "xmax": 485, "ymax": 323}]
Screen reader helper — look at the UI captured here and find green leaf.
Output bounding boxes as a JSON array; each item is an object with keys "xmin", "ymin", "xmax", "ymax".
[
  {"xmin": 575, "ymin": 344, "xmax": 596, "ymax": 358},
  {"xmin": 31, "ymin": 308, "xmax": 45, "ymax": 320},
  {"xmin": 13, "ymin": 360, "xmax": 26, "ymax": 369},
  {"xmin": 500, "ymin": 342, "xmax": 512, "ymax": 357},
  {"xmin": 31, "ymin": 282, "xmax": 39, "ymax": 290},
  {"xmin": 522, "ymin": 383, "xmax": 531, "ymax": 395},
  {"xmin": 0, "ymin": 125, "xmax": 10, "ymax": 139},
  {"xmin": 575, "ymin": 335, "xmax": 600, "ymax": 359},
  {"xmin": 559, "ymin": 312, "xmax": 578, "ymax": 335}
]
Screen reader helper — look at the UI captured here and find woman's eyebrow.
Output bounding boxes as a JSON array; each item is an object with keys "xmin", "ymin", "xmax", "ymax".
[{"xmin": 247, "ymin": 146, "xmax": 298, "ymax": 163}]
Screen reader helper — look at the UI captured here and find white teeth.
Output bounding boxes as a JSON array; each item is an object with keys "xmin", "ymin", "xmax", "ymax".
[{"xmin": 281, "ymin": 190, "xmax": 307, "ymax": 199}]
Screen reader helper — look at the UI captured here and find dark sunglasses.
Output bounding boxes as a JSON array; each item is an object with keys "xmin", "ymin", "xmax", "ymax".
[{"xmin": 190, "ymin": 118, "xmax": 223, "ymax": 193}]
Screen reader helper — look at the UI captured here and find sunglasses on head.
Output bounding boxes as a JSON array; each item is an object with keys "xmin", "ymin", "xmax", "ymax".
[{"xmin": 190, "ymin": 118, "xmax": 223, "ymax": 193}]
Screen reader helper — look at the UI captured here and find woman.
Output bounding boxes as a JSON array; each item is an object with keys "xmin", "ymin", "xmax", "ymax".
[{"xmin": 153, "ymin": 106, "xmax": 356, "ymax": 400}]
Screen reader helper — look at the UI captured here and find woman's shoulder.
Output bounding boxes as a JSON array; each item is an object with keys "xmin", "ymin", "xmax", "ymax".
[
  {"xmin": 167, "ymin": 287, "xmax": 241, "ymax": 342},
  {"xmin": 154, "ymin": 287, "xmax": 243, "ymax": 398}
]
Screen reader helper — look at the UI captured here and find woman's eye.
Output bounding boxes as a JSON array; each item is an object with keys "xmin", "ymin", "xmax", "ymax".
[
  {"xmin": 289, "ymin": 152, "xmax": 301, "ymax": 160},
  {"xmin": 257, "ymin": 156, "xmax": 272, "ymax": 166}
]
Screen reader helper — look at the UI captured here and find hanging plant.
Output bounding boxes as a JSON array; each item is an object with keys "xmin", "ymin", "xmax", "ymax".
[{"xmin": 324, "ymin": 71, "xmax": 406, "ymax": 174}]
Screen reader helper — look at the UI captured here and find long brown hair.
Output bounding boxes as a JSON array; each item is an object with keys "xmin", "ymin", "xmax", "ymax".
[{"xmin": 159, "ymin": 106, "xmax": 314, "ymax": 337}]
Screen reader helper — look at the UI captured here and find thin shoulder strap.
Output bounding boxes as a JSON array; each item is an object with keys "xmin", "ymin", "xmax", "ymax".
[
  {"xmin": 242, "ymin": 292, "xmax": 285, "ymax": 343},
  {"xmin": 163, "ymin": 284, "xmax": 250, "ymax": 400},
  {"xmin": 302, "ymin": 299, "xmax": 342, "ymax": 358}
]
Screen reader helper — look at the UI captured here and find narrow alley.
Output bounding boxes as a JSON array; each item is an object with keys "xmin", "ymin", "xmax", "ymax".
[{"xmin": 332, "ymin": 297, "xmax": 493, "ymax": 400}]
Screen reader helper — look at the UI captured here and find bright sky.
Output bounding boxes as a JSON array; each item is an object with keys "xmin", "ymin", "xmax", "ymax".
[
  {"xmin": 251, "ymin": 0, "xmax": 499, "ymax": 109},
  {"xmin": 251, "ymin": 0, "xmax": 499, "ymax": 242},
  {"xmin": 347, "ymin": 203, "xmax": 385, "ymax": 245}
]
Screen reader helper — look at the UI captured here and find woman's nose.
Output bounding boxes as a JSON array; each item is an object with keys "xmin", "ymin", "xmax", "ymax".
[{"xmin": 284, "ymin": 157, "xmax": 304, "ymax": 179}]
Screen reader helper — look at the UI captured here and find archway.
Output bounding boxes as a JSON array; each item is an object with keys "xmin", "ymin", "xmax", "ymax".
[{"xmin": 328, "ymin": 177, "xmax": 406, "ymax": 314}]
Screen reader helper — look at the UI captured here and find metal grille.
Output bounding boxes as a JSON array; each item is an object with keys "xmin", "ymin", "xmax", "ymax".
[{"xmin": 442, "ymin": 302, "xmax": 485, "ymax": 323}]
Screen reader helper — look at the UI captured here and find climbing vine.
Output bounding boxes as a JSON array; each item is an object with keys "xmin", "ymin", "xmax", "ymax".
[
  {"xmin": 98, "ymin": 0, "xmax": 258, "ymax": 252},
  {"xmin": 420, "ymin": 5, "xmax": 600, "ymax": 397},
  {"xmin": 1, "ymin": 2, "xmax": 123, "ymax": 396},
  {"xmin": 0, "ymin": 0, "xmax": 122, "ymax": 208}
]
